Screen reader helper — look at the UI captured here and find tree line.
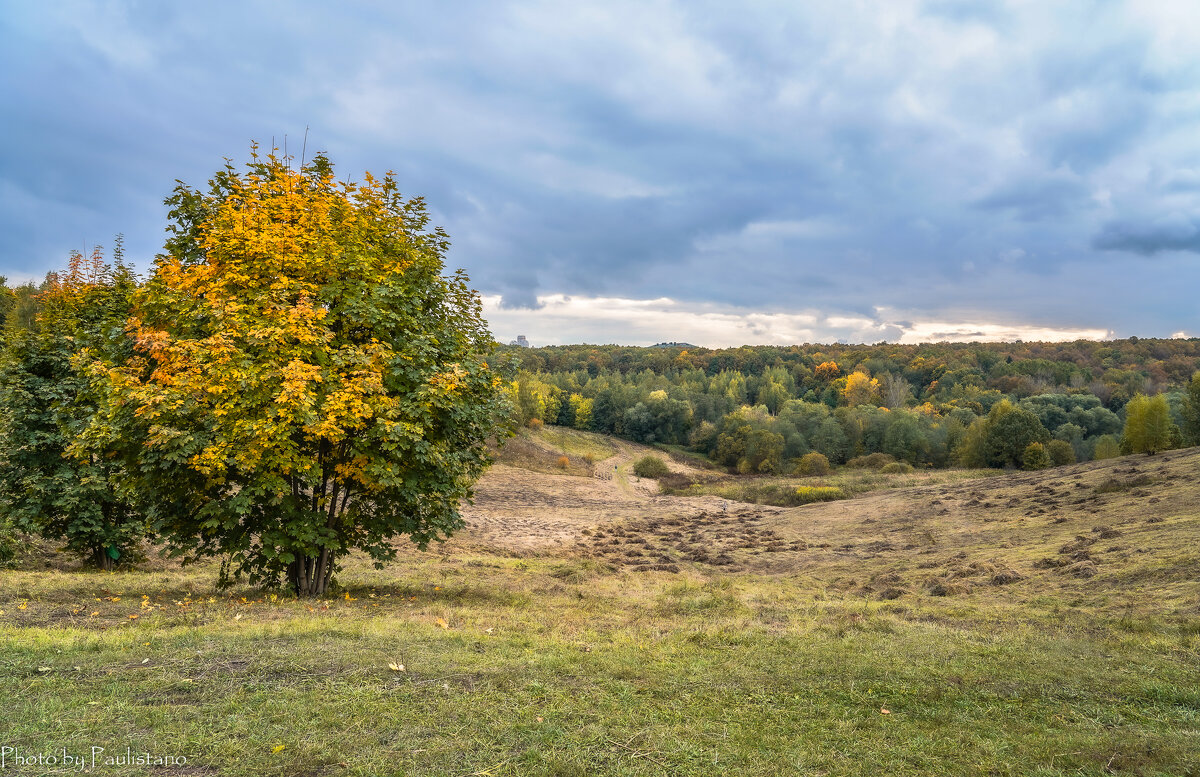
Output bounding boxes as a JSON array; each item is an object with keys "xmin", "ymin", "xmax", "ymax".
[{"xmin": 504, "ymin": 342, "xmax": 1200, "ymax": 475}]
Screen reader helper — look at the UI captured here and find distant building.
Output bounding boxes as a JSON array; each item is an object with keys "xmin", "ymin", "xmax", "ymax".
[
  {"xmin": 650, "ymin": 341, "xmax": 698, "ymax": 349},
  {"xmin": 509, "ymin": 335, "xmax": 532, "ymax": 348}
]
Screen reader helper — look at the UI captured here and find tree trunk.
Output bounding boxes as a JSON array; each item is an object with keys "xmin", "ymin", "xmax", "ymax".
[
  {"xmin": 90, "ymin": 547, "xmax": 115, "ymax": 571},
  {"xmin": 288, "ymin": 551, "xmax": 334, "ymax": 597}
]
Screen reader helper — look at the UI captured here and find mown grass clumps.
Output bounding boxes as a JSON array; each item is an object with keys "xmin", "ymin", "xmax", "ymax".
[{"xmin": 1095, "ymin": 474, "xmax": 1155, "ymax": 493}]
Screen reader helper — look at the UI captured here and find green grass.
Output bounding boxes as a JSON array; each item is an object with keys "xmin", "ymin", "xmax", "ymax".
[
  {"xmin": 667, "ymin": 467, "xmax": 1003, "ymax": 506},
  {"xmin": 536, "ymin": 426, "xmax": 618, "ymax": 462},
  {"xmin": 493, "ymin": 427, "xmax": 619, "ymax": 477},
  {"xmin": 2, "ymin": 546, "xmax": 1199, "ymax": 777}
]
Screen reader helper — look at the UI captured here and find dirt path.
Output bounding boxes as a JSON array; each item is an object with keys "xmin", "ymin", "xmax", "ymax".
[{"xmin": 454, "ymin": 437, "xmax": 737, "ymax": 553}]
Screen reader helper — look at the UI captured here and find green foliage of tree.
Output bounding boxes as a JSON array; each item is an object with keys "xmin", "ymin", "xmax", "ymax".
[
  {"xmin": 984, "ymin": 400, "xmax": 1050, "ymax": 468},
  {"xmin": 1182, "ymin": 372, "xmax": 1200, "ymax": 446},
  {"xmin": 500, "ymin": 338, "xmax": 1200, "ymax": 473},
  {"xmin": 882, "ymin": 412, "xmax": 929, "ymax": 464},
  {"xmin": 954, "ymin": 419, "xmax": 989, "ymax": 468},
  {"xmin": 568, "ymin": 393, "xmax": 593, "ymax": 431},
  {"xmin": 1045, "ymin": 439, "xmax": 1076, "ymax": 466},
  {"xmin": 1122, "ymin": 393, "xmax": 1178, "ymax": 455},
  {"xmin": 1022, "ymin": 442, "xmax": 1051, "ymax": 470},
  {"xmin": 81, "ymin": 152, "xmax": 510, "ymax": 596},
  {"xmin": 795, "ymin": 451, "xmax": 831, "ymax": 476},
  {"xmin": 0, "ymin": 248, "xmax": 145, "ymax": 568},
  {"xmin": 810, "ymin": 417, "xmax": 849, "ymax": 464},
  {"xmin": 621, "ymin": 392, "xmax": 691, "ymax": 445},
  {"xmin": 1092, "ymin": 434, "xmax": 1120, "ymax": 460}
]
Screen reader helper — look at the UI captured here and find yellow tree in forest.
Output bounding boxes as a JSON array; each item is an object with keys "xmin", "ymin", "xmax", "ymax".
[{"xmin": 842, "ymin": 370, "xmax": 880, "ymax": 407}]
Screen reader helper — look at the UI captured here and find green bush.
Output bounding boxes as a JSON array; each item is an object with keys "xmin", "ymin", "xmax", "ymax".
[
  {"xmin": 1022, "ymin": 442, "xmax": 1051, "ymax": 470},
  {"xmin": 880, "ymin": 461, "xmax": 914, "ymax": 474},
  {"xmin": 632, "ymin": 455, "xmax": 671, "ymax": 479},
  {"xmin": 793, "ymin": 486, "xmax": 845, "ymax": 505},
  {"xmin": 1046, "ymin": 439, "xmax": 1076, "ymax": 466},
  {"xmin": 0, "ymin": 517, "xmax": 18, "ymax": 566},
  {"xmin": 846, "ymin": 453, "xmax": 895, "ymax": 469},
  {"xmin": 794, "ymin": 452, "xmax": 831, "ymax": 476}
]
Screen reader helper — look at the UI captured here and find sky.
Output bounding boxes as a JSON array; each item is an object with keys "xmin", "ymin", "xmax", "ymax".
[{"xmin": 2, "ymin": 0, "xmax": 1199, "ymax": 347}]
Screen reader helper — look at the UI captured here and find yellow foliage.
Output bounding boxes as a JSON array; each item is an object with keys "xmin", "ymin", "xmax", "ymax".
[{"xmin": 842, "ymin": 371, "xmax": 880, "ymax": 407}]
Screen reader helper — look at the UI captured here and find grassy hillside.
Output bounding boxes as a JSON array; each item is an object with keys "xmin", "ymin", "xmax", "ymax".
[{"xmin": 2, "ymin": 438, "xmax": 1198, "ymax": 776}]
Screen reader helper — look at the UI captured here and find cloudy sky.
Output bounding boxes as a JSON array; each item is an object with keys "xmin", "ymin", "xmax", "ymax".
[{"xmin": 3, "ymin": 1, "xmax": 1199, "ymax": 346}]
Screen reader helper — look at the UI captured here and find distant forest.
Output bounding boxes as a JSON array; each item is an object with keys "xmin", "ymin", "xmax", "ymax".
[{"xmin": 501, "ymin": 340, "xmax": 1200, "ymax": 473}]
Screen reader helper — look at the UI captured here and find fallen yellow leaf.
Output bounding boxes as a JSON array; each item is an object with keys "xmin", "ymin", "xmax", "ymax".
[
  {"xmin": 388, "ymin": 663, "xmax": 405, "ymax": 672},
  {"xmin": 436, "ymin": 617, "xmax": 449, "ymax": 629},
  {"xmin": 272, "ymin": 744, "xmax": 285, "ymax": 754},
  {"xmin": 880, "ymin": 708, "xmax": 891, "ymax": 715}
]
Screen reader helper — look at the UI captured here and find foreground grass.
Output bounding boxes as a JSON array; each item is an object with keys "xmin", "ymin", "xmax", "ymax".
[{"xmin": 3, "ymin": 548, "xmax": 1198, "ymax": 777}]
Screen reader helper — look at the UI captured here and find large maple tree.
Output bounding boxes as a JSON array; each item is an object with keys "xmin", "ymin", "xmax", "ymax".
[{"xmin": 86, "ymin": 150, "xmax": 510, "ymax": 595}]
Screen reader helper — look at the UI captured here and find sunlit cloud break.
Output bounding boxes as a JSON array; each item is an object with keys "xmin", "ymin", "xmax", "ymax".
[{"xmin": 482, "ymin": 295, "xmax": 1113, "ymax": 348}]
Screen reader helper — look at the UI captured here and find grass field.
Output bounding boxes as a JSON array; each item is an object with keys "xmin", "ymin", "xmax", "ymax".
[
  {"xmin": 2, "ymin": 431, "xmax": 1198, "ymax": 776},
  {"xmin": 661, "ymin": 466, "xmax": 1005, "ymax": 506}
]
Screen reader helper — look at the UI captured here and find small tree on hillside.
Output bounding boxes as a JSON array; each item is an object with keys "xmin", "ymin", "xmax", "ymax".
[
  {"xmin": 984, "ymin": 399, "xmax": 1050, "ymax": 469},
  {"xmin": 1122, "ymin": 393, "xmax": 1177, "ymax": 455},
  {"xmin": 1022, "ymin": 442, "xmax": 1050, "ymax": 470},
  {"xmin": 81, "ymin": 151, "xmax": 511, "ymax": 595}
]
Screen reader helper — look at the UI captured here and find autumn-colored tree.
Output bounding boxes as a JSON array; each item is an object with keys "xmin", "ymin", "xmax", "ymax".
[
  {"xmin": 814, "ymin": 361, "xmax": 841, "ymax": 381},
  {"xmin": 842, "ymin": 370, "xmax": 880, "ymax": 407},
  {"xmin": 1121, "ymin": 393, "xmax": 1176, "ymax": 455},
  {"xmin": 83, "ymin": 151, "xmax": 510, "ymax": 595},
  {"xmin": 0, "ymin": 247, "xmax": 144, "ymax": 568},
  {"xmin": 1022, "ymin": 442, "xmax": 1050, "ymax": 470},
  {"xmin": 794, "ymin": 451, "xmax": 831, "ymax": 476}
]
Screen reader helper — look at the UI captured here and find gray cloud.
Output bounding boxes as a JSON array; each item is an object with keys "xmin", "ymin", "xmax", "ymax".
[
  {"xmin": 1, "ymin": 1, "xmax": 1198, "ymax": 338},
  {"xmin": 1094, "ymin": 215, "xmax": 1200, "ymax": 255}
]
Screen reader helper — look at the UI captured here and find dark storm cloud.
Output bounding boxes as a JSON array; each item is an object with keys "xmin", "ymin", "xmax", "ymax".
[
  {"xmin": 1094, "ymin": 216, "xmax": 1200, "ymax": 255},
  {"xmin": 974, "ymin": 173, "xmax": 1090, "ymax": 222},
  {"xmin": 1, "ymin": 1, "xmax": 1198, "ymax": 339}
]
